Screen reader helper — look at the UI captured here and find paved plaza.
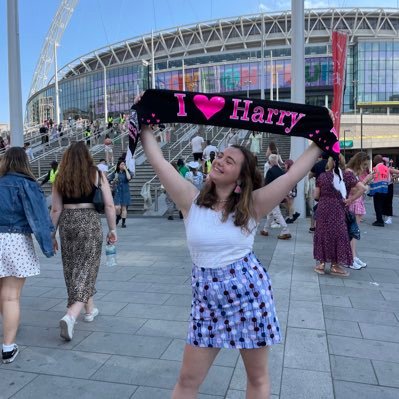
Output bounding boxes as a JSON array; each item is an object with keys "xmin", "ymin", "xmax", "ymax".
[{"xmin": 1, "ymin": 197, "xmax": 399, "ymax": 398}]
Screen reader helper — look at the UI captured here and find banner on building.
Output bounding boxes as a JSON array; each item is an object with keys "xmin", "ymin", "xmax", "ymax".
[{"xmin": 331, "ymin": 31, "xmax": 348, "ymax": 139}]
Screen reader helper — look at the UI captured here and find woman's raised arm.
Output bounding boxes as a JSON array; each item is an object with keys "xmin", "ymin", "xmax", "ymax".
[
  {"xmin": 140, "ymin": 126, "xmax": 197, "ymax": 214},
  {"xmin": 253, "ymin": 141, "xmax": 322, "ymax": 219}
]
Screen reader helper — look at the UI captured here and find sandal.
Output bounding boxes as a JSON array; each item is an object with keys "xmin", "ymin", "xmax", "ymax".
[
  {"xmin": 314, "ymin": 263, "xmax": 325, "ymax": 275},
  {"xmin": 330, "ymin": 265, "xmax": 350, "ymax": 277}
]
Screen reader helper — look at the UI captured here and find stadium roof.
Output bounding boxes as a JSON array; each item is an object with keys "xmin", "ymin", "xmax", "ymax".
[{"xmin": 49, "ymin": 8, "xmax": 399, "ymax": 85}]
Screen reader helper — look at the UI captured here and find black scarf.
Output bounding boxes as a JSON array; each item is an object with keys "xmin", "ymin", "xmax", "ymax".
[{"xmin": 128, "ymin": 89, "xmax": 340, "ymax": 159}]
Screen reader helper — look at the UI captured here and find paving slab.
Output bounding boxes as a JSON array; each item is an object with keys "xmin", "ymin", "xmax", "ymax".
[
  {"xmin": 284, "ymin": 327, "xmax": 330, "ymax": 372},
  {"xmin": 372, "ymin": 360, "xmax": 399, "ymax": 388},
  {"xmin": 334, "ymin": 380, "xmax": 399, "ymax": 399},
  {"xmin": 9, "ymin": 375, "xmax": 137, "ymax": 399},
  {"xmin": 280, "ymin": 368, "xmax": 334, "ymax": 399},
  {"xmin": 330, "ymin": 355, "xmax": 377, "ymax": 384}
]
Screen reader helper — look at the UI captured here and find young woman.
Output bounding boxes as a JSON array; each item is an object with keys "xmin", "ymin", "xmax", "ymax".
[
  {"xmin": 139, "ymin": 107, "xmax": 327, "ymax": 398},
  {"xmin": 51, "ymin": 142, "xmax": 117, "ymax": 341},
  {"xmin": 0, "ymin": 147, "xmax": 55, "ymax": 363},
  {"xmin": 110, "ymin": 160, "xmax": 132, "ymax": 228},
  {"xmin": 103, "ymin": 134, "xmax": 114, "ymax": 165},
  {"xmin": 249, "ymin": 131, "xmax": 263, "ymax": 163},
  {"xmin": 313, "ymin": 155, "xmax": 365, "ymax": 277},
  {"xmin": 345, "ymin": 152, "xmax": 374, "ymax": 269}
]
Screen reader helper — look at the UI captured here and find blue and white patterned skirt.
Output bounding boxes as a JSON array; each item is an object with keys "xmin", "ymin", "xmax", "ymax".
[{"xmin": 187, "ymin": 252, "xmax": 281, "ymax": 349}]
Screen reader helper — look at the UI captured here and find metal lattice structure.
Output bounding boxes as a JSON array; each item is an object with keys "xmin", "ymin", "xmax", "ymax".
[
  {"xmin": 53, "ymin": 7, "xmax": 399, "ymax": 82},
  {"xmin": 28, "ymin": 0, "xmax": 79, "ymax": 98}
]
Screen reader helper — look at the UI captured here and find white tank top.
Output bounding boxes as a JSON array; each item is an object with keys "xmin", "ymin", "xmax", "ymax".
[{"xmin": 184, "ymin": 202, "xmax": 257, "ymax": 269}]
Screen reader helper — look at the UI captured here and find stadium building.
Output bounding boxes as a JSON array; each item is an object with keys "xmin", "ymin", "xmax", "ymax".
[{"xmin": 27, "ymin": 8, "xmax": 399, "ymax": 161}]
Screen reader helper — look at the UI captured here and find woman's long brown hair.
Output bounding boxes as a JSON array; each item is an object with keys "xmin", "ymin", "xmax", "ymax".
[
  {"xmin": 196, "ymin": 145, "xmax": 263, "ymax": 232},
  {"xmin": 55, "ymin": 141, "xmax": 97, "ymax": 198},
  {"xmin": 0, "ymin": 147, "xmax": 36, "ymax": 180}
]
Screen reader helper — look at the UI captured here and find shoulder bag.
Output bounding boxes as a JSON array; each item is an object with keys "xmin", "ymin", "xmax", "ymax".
[{"xmin": 93, "ymin": 170, "xmax": 105, "ymax": 214}]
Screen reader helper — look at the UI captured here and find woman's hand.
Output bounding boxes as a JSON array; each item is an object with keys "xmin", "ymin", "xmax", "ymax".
[
  {"xmin": 107, "ymin": 229, "xmax": 117, "ymax": 244},
  {"xmin": 52, "ymin": 237, "xmax": 59, "ymax": 253}
]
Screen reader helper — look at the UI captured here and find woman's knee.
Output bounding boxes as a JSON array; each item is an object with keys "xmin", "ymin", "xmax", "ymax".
[
  {"xmin": 247, "ymin": 369, "xmax": 269, "ymax": 388},
  {"xmin": 177, "ymin": 370, "xmax": 202, "ymax": 390}
]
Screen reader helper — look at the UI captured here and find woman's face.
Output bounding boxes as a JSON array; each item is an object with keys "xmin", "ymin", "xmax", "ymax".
[
  {"xmin": 361, "ymin": 160, "xmax": 369, "ymax": 171},
  {"xmin": 209, "ymin": 146, "xmax": 244, "ymax": 186}
]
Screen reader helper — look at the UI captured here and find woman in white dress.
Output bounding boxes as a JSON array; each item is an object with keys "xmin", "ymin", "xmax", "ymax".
[{"xmin": 0, "ymin": 148, "xmax": 55, "ymax": 363}]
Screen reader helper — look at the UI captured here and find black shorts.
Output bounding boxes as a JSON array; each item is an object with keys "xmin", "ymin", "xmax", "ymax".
[{"xmin": 193, "ymin": 153, "xmax": 203, "ymax": 161}]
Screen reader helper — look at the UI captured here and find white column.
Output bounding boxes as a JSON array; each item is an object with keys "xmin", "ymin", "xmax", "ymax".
[
  {"xmin": 290, "ymin": 0, "xmax": 306, "ymax": 218},
  {"xmin": 54, "ymin": 42, "xmax": 61, "ymax": 125},
  {"xmin": 151, "ymin": 30, "xmax": 156, "ymax": 89},
  {"xmin": 276, "ymin": 67, "xmax": 279, "ymax": 101},
  {"xmin": 7, "ymin": 0, "xmax": 24, "ymax": 147},
  {"xmin": 182, "ymin": 59, "xmax": 186, "ymax": 91},
  {"xmin": 260, "ymin": 13, "xmax": 265, "ymax": 100},
  {"xmin": 270, "ymin": 50, "xmax": 273, "ymax": 100},
  {"xmin": 103, "ymin": 66, "xmax": 108, "ymax": 125}
]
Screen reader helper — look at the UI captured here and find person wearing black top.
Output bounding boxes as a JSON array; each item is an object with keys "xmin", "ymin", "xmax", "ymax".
[
  {"xmin": 259, "ymin": 154, "xmax": 292, "ymax": 239},
  {"xmin": 309, "ymin": 152, "xmax": 329, "ymax": 179}
]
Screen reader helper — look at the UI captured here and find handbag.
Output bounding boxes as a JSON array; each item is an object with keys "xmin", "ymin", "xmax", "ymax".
[
  {"xmin": 346, "ymin": 210, "xmax": 360, "ymax": 240},
  {"xmin": 367, "ymin": 180, "xmax": 388, "ymax": 196},
  {"xmin": 93, "ymin": 170, "xmax": 105, "ymax": 214}
]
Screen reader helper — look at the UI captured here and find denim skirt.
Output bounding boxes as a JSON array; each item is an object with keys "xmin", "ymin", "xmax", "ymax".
[{"xmin": 187, "ymin": 252, "xmax": 281, "ymax": 349}]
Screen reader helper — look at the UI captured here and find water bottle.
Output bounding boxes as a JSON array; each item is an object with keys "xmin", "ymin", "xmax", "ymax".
[{"xmin": 105, "ymin": 244, "xmax": 117, "ymax": 267}]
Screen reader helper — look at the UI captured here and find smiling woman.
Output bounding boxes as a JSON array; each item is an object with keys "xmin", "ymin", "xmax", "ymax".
[{"xmin": 137, "ymin": 86, "xmax": 326, "ymax": 397}]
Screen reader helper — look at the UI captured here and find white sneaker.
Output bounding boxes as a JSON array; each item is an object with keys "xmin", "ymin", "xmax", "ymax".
[
  {"xmin": 349, "ymin": 261, "xmax": 362, "ymax": 270},
  {"xmin": 271, "ymin": 222, "xmax": 281, "ymax": 229},
  {"xmin": 83, "ymin": 308, "xmax": 99, "ymax": 322},
  {"xmin": 59, "ymin": 315, "xmax": 75, "ymax": 341},
  {"xmin": 354, "ymin": 257, "xmax": 367, "ymax": 268},
  {"xmin": 385, "ymin": 217, "xmax": 392, "ymax": 224}
]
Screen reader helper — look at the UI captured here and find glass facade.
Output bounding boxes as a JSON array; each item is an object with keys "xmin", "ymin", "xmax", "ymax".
[
  {"xmin": 28, "ymin": 64, "xmax": 147, "ymax": 123},
  {"xmin": 27, "ymin": 39, "xmax": 399, "ymax": 124},
  {"xmin": 344, "ymin": 40, "xmax": 399, "ymax": 113}
]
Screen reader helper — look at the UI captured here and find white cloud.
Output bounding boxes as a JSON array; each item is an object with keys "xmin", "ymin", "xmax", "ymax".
[
  {"xmin": 258, "ymin": 3, "xmax": 270, "ymax": 12},
  {"xmin": 304, "ymin": 1, "xmax": 335, "ymax": 9}
]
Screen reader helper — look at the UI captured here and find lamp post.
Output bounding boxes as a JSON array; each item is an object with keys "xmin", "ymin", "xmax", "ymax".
[
  {"xmin": 103, "ymin": 66, "xmax": 108, "ymax": 126},
  {"xmin": 360, "ymin": 108, "xmax": 363, "ymax": 152},
  {"xmin": 343, "ymin": 129, "xmax": 351, "ymax": 159},
  {"xmin": 54, "ymin": 42, "xmax": 60, "ymax": 125},
  {"xmin": 353, "ymin": 79, "xmax": 358, "ymax": 115}
]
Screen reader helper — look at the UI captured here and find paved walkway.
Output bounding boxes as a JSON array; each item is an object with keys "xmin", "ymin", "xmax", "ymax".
[{"xmin": 1, "ymin": 197, "xmax": 399, "ymax": 398}]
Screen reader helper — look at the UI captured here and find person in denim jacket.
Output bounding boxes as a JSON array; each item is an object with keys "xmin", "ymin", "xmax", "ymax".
[{"xmin": 0, "ymin": 147, "xmax": 55, "ymax": 364}]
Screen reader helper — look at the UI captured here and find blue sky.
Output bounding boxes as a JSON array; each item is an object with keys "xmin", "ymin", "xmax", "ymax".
[{"xmin": 1, "ymin": 0, "xmax": 398, "ymax": 123}]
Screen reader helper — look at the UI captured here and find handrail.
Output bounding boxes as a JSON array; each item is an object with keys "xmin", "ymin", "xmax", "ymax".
[{"xmin": 36, "ymin": 127, "xmax": 126, "ymax": 182}]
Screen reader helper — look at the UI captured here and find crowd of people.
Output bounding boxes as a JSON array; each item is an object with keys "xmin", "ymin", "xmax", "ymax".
[{"xmin": 1, "ymin": 104, "xmax": 398, "ymax": 398}]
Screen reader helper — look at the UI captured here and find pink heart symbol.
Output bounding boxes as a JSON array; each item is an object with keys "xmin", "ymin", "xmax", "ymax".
[
  {"xmin": 146, "ymin": 119, "xmax": 151, "ymax": 123},
  {"xmin": 309, "ymin": 134, "xmax": 313, "ymax": 138},
  {"xmin": 156, "ymin": 119, "xmax": 160, "ymax": 123},
  {"xmin": 332, "ymin": 142, "xmax": 340, "ymax": 153},
  {"xmin": 315, "ymin": 130, "xmax": 320, "ymax": 134},
  {"xmin": 151, "ymin": 113, "xmax": 156, "ymax": 118},
  {"xmin": 325, "ymin": 146, "xmax": 329, "ymax": 150},
  {"xmin": 193, "ymin": 95, "xmax": 225, "ymax": 120}
]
